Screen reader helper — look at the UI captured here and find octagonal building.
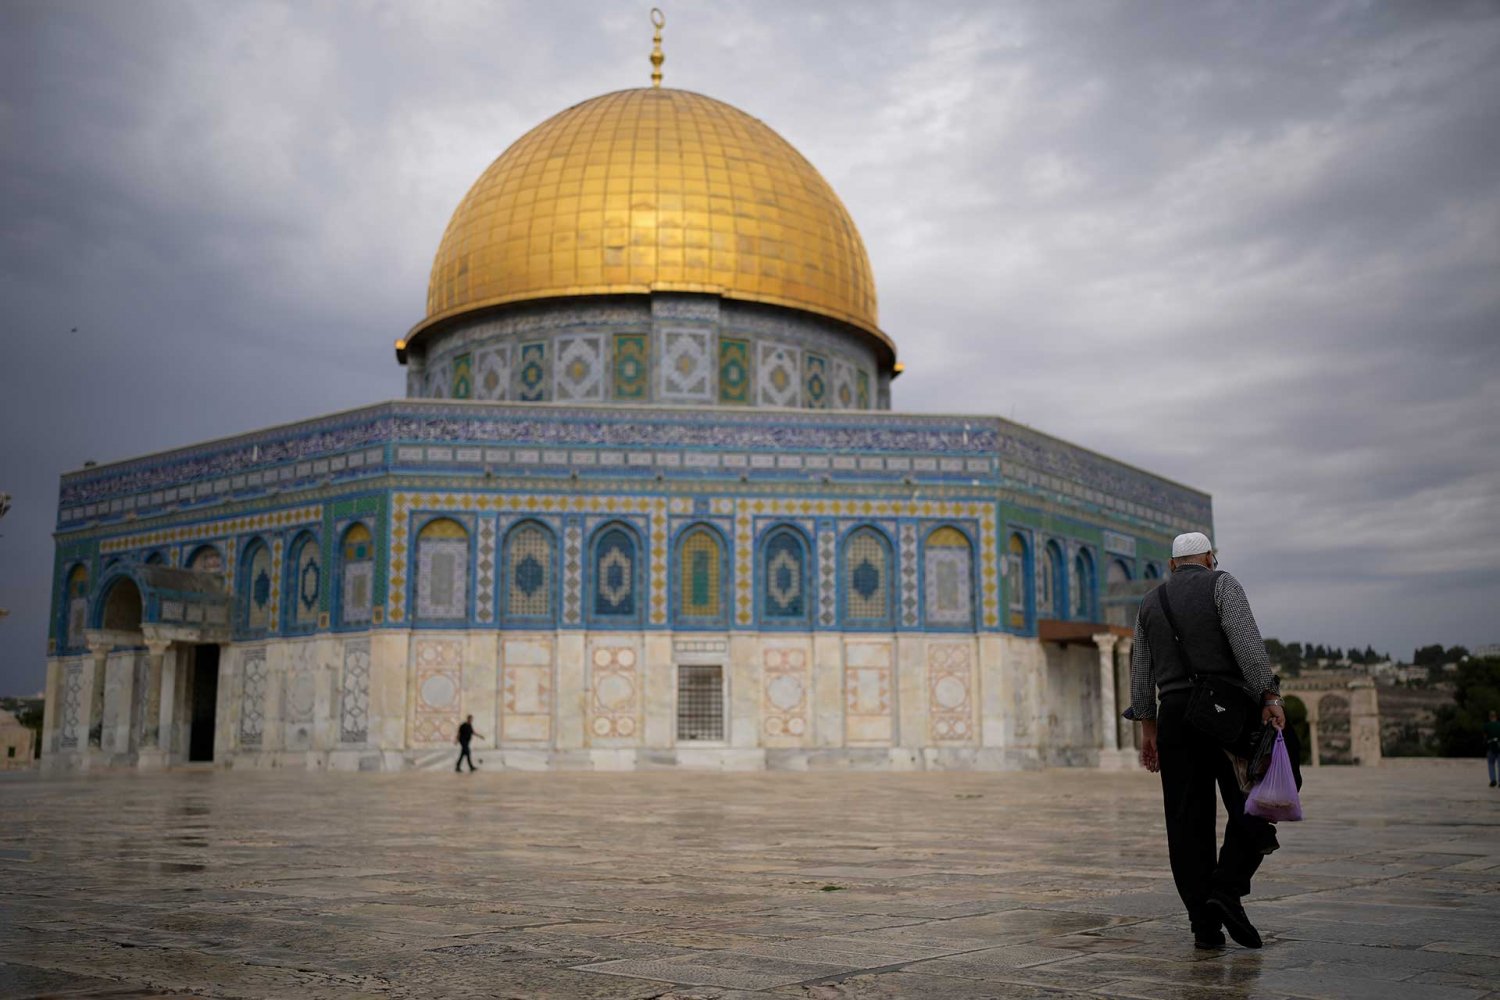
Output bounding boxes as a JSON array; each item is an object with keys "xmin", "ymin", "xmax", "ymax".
[{"xmin": 41, "ymin": 81, "xmax": 1211, "ymax": 772}]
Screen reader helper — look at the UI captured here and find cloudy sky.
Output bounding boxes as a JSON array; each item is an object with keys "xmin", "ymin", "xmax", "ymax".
[{"xmin": 2, "ymin": 0, "xmax": 1497, "ymax": 693}]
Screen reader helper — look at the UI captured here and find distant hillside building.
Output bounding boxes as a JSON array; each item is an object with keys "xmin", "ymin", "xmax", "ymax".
[{"xmin": 41, "ymin": 81, "xmax": 1210, "ymax": 773}]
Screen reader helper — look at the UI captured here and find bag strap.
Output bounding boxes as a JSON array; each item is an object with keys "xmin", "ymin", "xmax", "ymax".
[
  {"xmin": 1155, "ymin": 581, "xmax": 1198, "ymax": 680},
  {"xmin": 1157, "ymin": 570, "xmax": 1225, "ymax": 682}
]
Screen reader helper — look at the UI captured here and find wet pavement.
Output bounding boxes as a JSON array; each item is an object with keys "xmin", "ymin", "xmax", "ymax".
[{"xmin": 1, "ymin": 759, "xmax": 1496, "ymax": 999}]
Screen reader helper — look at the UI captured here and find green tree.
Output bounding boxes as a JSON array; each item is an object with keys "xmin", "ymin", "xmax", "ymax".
[
  {"xmin": 1364, "ymin": 645, "xmax": 1380, "ymax": 664},
  {"xmin": 1433, "ymin": 659, "xmax": 1500, "ymax": 756},
  {"xmin": 1414, "ymin": 644, "xmax": 1446, "ymax": 667}
]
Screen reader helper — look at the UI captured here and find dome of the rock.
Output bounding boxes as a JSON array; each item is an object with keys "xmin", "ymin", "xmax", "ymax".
[{"xmin": 406, "ymin": 87, "xmax": 890, "ymax": 361}]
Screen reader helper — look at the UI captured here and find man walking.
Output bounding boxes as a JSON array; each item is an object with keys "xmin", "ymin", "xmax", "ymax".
[
  {"xmin": 1129, "ymin": 532, "xmax": 1285, "ymax": 950},
  {"xmin": 455, "ymin": 714, "xmax": 482, "ymax": 773}
]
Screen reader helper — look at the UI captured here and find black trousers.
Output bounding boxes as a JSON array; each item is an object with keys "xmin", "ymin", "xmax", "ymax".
[
  {"xmin": 455, "ymin": 744, "xmax": 475, "ymax": 771},
  {"xmin": 1157, "ymin": 693, "xmax": 1271, "ymax": 930}
]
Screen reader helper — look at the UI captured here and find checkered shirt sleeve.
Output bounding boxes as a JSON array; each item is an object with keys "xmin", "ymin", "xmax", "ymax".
[{"xmin": 1214, "ymin": 571, "xmax": 1277, "ymax": 700}]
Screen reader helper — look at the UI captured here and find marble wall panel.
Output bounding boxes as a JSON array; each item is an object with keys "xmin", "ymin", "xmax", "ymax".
[
  {"xmin": 844, "ymin": 640, "xmax": 894, "ymax": 745},
  {"xmin": 282, "ymin": 642, "xmax": 318, "ymax": 751},
  {"xmin": 586, "ymin": 640, "xmax": 641, "ymax": 744},
  {"xmin": 239, "ymin": 648, "xmax": 267, "ymax": 748},
  {"xmin": 410, "ymin": 636, "xmax": 464, "ymax": 747},
  {"xmin": 927, "ymin": 641, "xmax": 976, "ymax": 744},
  {"xmin": 59, "ymin": 661, "xmax": 83, "ymax": 750},
  {"xmin": 502, "ymin": 637, "xmax": 554, "ymax": 743},
  {"xmin": 340, "ymin": 639, "xmax": 370, "ymax": 744},
  {"xmin": 761, "ymin": 644, "xmax": 810, "ymax": 745}
]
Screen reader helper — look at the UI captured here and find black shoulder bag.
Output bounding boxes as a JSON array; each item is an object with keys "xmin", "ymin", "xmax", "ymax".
[{"xmin": 1156, "ymin": 579, "xmax": 1272, "ymax": 775}]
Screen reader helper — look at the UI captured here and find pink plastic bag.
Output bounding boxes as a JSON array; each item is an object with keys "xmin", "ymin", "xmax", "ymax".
[{"xmin": 1245, "ymin": 731, "xmax": 1303, "ymax": 822}]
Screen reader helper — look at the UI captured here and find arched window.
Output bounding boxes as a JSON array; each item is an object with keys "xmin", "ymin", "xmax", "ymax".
[
  {"xmin": 339, "ymin": 523, "xmax": 375, "ymax": 625},
  {"xmin": 1004, "ymin": 533, "xmax": 1031, "ymax": 630},
  {"xmin": 286, "ymin": 531, "xmax": 321, "ymax": 631},
  {"xmin": 63, "ymin": 564, "xmax": 89, "ymax": 650},
  {"xmin": 675, "ymin": 524, "xmax": 726, "ymax": 625},
  {"xmin": 1038, "ymin": 539, "xmax": 1066, "ymax": 619},
  {"xmin": 415, "ymin": 518, "xmax": 469, "ymax": 622},
  {"xmin": 923, "ymin": 526, "xmax": 973, "ymax": 628},
  {"xmin": 240, "ymin": 538, "xmax": 273, "ymax": 634},
  {"xmin": 99, "ymin": 576, "xmax": 144, "ymax": 632},
  {"xmin": 1072, "ymin": 547, "xmax": 1096, "ymax": 620},
  {"xmin": 144, "ymin": 550, "xmax": 165, "ymax": 565},
  {"xmin": 843, "ymin": 527, "xmax": 893, "ymax": 628},
  {"xmin": 761, "ymin": 526, "xmax": 810, "ymax": 625},
  {"xmin": 503, "ymin": 521, "xmax": 555, "ymax": 623},
  {"xmin": 590, "ymin": 523, "xmax": 641, "ymax": 624},
  {"xmin": 1144, "ymin": 562, "xmax": 1161, "ymax": 581},
  {"xmin": 188, "ymin": 544, "xmax": 224, "ymax": 577}
]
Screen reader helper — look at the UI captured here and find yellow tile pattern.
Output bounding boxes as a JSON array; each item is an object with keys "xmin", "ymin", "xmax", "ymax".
[
  {"xmin": 414, "ymin": 88, "xmax": 889, "ymax": 356},
  {"xmin": 268, "ymin": 537, "xmax": 284, "ymax": 632},
  {"xmin": 99, "ymin": 506, "xmax": 323, "ymax": 555}
]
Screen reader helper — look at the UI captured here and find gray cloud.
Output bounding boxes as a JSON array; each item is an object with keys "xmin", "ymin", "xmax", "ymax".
[{"xmin": 2, "ymin": 0, "xmax": 1497, "ymax": 691}]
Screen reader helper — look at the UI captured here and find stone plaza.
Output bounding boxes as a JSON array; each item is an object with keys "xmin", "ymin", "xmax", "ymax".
[{"xmin": 2, "ymin": 759, "xmax": 1496, "ymax": 999}]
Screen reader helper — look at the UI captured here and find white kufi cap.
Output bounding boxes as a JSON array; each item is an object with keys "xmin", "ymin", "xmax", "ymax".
[{"xmin": 1172, "ymin": 532, "xmax": 1213, "ymax": 558}]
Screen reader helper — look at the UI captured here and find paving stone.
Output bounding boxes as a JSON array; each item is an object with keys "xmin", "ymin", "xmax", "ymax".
[
  {"xmin": 578, "ymin": 952, "xmax": 853, "ymax": 990},
  {"xmin": 0, "ymin": 760, "xmax": 1493, "ymax": 998}
]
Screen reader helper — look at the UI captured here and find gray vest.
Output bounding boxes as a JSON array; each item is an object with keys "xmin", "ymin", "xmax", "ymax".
[{"xmin": 1139, "ymin": 565, "xmax": 1239, "ymax": 697}]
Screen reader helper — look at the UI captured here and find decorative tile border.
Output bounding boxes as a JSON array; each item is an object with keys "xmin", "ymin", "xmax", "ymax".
[{"xmin": 100, "ymin": 506, "xmax": 323, "ymax": 554}]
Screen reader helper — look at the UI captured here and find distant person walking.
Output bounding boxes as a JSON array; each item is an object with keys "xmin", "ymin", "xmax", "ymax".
[
  {"xmin": 1485, "ymin": 710, "xmax": 1500, "ymax": 788},
  {"xmin": 1129, "ymin": 532, "xmax": 1286, "ymax": 951},
  {"xmin": 455, "ymin": 715, "xmax": 482, "ymax": 773}
]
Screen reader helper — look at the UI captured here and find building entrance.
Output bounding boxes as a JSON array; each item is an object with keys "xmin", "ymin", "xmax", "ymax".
[{"xmin": 188, "ymin": 645, "xmax": 220, "ymax": 762}]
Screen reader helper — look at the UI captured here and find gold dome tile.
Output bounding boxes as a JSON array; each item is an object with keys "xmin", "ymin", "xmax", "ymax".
[{"xmin": 409, "ymin": 87, "xmax": 889, "ymax": 360}]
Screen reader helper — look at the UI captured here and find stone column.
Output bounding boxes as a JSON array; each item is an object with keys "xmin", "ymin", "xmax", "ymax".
[
  {"xmin": 86, "ymin": 641, "xmax": 110, "ymax": 749},
  {"xmin": 1114, "ymin": 637, "xmax": 1134, "ymax": 751},
  {"xmin": 142, "ymin": 638, "xmax": 171, "ymax": 749},
  {"xmin": 1307, "ymin": 713, "xmax": 1321, "ymax": 768},
  {"xmin": 1091, "ymin": 634, "xmax": 1119, "ymax": 751}
]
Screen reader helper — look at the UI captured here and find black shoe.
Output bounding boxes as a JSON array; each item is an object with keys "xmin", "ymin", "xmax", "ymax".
[
  {"xmin": 1194, "ymin": 927, "xmax": 1226, "ymax": 950},
  {"xmin": 1491, "ymin": 780, "xmax": 1496, "ymax": 787},
  {"xmin": 1205, "ymin": 895, "xmax": 1261, "ymax": 949}
]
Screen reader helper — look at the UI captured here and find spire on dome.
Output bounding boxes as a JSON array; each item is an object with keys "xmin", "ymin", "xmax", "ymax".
[{"xmin": 649, "ymin": 8, "xmax": 665, "ymax": 87}]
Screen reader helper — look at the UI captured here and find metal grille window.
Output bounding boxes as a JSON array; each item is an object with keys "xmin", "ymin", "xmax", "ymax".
[{"xmin": 677, "ymin": 665, "xmax": 724, "ymax": 742}]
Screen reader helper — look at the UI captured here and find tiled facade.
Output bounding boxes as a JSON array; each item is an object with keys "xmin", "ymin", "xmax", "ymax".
[{"xmin": 42, "ymin": 390, "xmax": 1204, "ymax": 773}]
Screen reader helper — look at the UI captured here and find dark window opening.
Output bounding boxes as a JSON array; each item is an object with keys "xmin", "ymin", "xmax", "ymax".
[{"xmin": 676, "ymin": 665, "xmax": 724, "ymax": 742}]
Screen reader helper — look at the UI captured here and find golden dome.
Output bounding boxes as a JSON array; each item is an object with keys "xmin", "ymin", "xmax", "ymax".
[{"xmin": 408, "ymin": 88, "xmax": 890, "ymax": 360}]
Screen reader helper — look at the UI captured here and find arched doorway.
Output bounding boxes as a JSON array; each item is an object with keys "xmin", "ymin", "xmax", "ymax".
[
  {"xmin": 1317, "ymin": 694, "xmax": 1351, "ymax": 764},
  {"xmin": 100, "ymin": 577, "xmax": 144, "ymax": 633}
]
